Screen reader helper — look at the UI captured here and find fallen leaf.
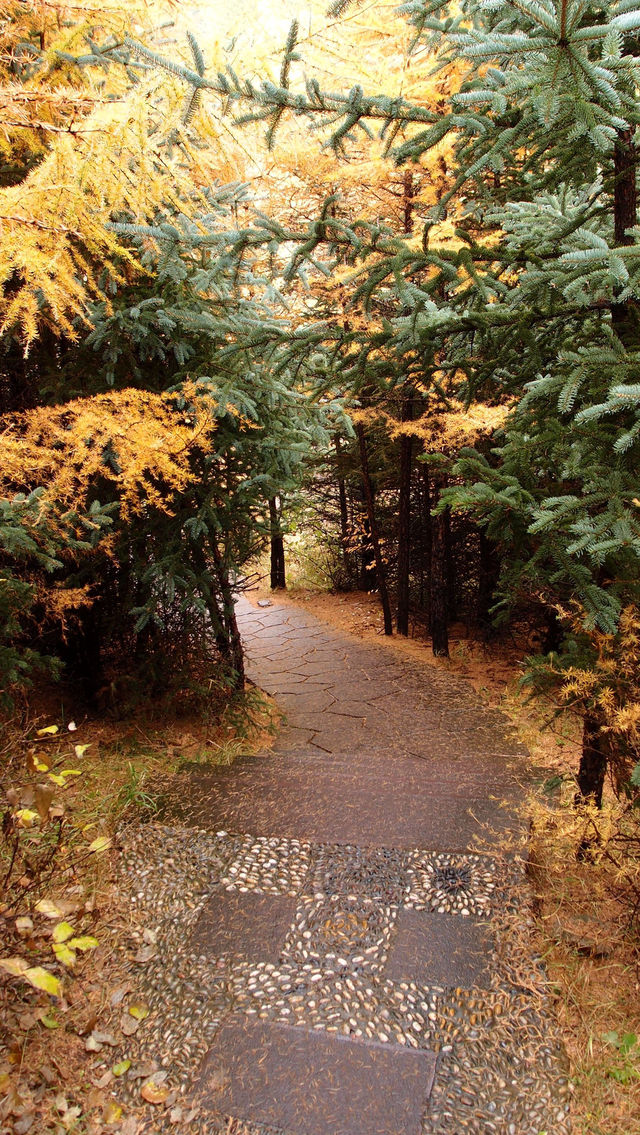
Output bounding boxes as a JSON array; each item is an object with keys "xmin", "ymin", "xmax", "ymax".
[
  {"xmin": 120, "ymin": 1015, "xmax": 140, "ymax": 1037},
  {"xmin": 37, "ymin": 726, "xmax": 59, "ymax": 736},
  {"xmin": 68, "ymin": 935, "xmax": 99, "ymax": 952},
  {"xmin": 34, "ymin": 784, "xmax": 54, "ymax": 821},
  {"xmin": 35, "ymin": 899, "xmax": 65, "ymax": 920},
  {"xmin": 88, "ymin": 836, "xmax": 112, "ymax": 854},
  {"xmin": 15, "ymin": 809, "xmax": 39, "ymax": 828},
  {"xmin": 24, "ymin": 966, "xmax": 63, "ymax": 997},
  {"xmin": 14, "ymin": 1114, "xmax": 34, "ymax": 1134},
  {"xmin": 85, "ymin": 1028, "xmax": 117, "ymax": 1052},
  {"xmin": 102, "ymin": 1100, "xmax": 123, "ymax": 1125},
  {"xmin": 128, "ymin": 1002, "xmax": 149, "ymax": 1021},
  {"xmin": 15, "ymin": 917, "xmax": 33, "ymax": 935},
  {"xmin": 112, "ymin": 1060, "xmax": 131, "ymax": 1077},
  {"xmin": 52, "ymin": 943, "xmax": 77, "ymax": 968},
  {"xmin": 17, "ymin": 1011, "xmax": 36, "ymax": 1030},
  {"xmin": 141, "ymin": 1075, "xmax": 170, "ymax": 1105},
  {"xmin": 133, "ymin": 944, "xmax": 156, "ymax": 963},
  {"xmin": 74, "ymin": 744, "xmax": 90, "ymax": 758},
  {"xmin": 0, "ymin": 957, "xmax": 29, "ymax": 977},
  {"xmin": 38, "ymin": 1013, "xmax": 60, "ymax": 1029},
  {"xmin": 109, "ymin": 984, "xmax": 132, "ymax": 1007},
  {"xmin": 52, "ymin": 922, "xmax": 75, "ymax": 944}
]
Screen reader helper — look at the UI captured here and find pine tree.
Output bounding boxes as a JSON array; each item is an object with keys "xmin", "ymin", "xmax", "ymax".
[{"xmin": 145, "ymin": 0, "xmax": 640, "ymax": 788}]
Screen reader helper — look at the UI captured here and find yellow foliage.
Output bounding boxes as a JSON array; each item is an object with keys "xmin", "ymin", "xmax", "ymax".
[
  {"xmin": 349, "ymin": 397, "xmax": 512, "ymax": 452},
  {"xmin": 0, "ymin": 1, "xmax": 250, "ymax": 343},
  {"xmin": 0, "ymin": 386, "xmax": 217, "ymax": 523},
  {"xmin": 557, "ymin": 606, "xmax": 640, "ymax": 762}
]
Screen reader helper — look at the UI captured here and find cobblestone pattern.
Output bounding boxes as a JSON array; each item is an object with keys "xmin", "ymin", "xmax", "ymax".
[{"xmin": 113, "ymin": 823, "xmax": 572, "ymax": 1135}]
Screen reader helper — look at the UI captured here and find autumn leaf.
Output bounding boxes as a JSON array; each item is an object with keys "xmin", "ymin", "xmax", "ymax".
[
  {"xmin": 102, "ymin": 1101, "xmax": 123, "ymax": 1125},
  {"xmin": 141, "ymin": 1074, "xmax": 170, "ymax": 1104},
  {"xmin": 52, "ymin": 943, "xmax": 77, "ymax": 968},
  {"xmin": 88, "ymin": 836, "xmax": 112, "ymax": 853},
  {"xmin": 74, "ymin": 744, "xmax": 90, "ymax": 758},
  {"xmin": 128, "ymin": 1001, "xmax": 149, "ymax": 1021},
  {"xmin": 37, "ymin": 726, "xmax": 59, "ymax": 736},
  {"xmin": 15, "ymin": 809, "xmax": 39, "ymax": 828},
  {"xmin": 0, "ymin": 956, "xmax": 29, "ymax": 977},
  {"xmin": 34, "ymin": 783, "xmax": 54, "ymax": 821},
  {"xmin": 68, "ymin": 935, "xmax": 98, "ymax": 952},
  {"xmin": 112, "ymin": 1060, "xmax": 131, "ymax": 1077},
  {"xmin": 35, "ymin": 899, "xmax": 65, "ymax": 919},
  {"xmin": 25, "ymin": 966, "xmax": 63, "ymax": 997},
  {"xmin": 52, "ymin": 922, "xmax": 75, "ymax": 943}
]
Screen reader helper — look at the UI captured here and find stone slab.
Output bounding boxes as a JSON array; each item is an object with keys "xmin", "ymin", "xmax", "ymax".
[
  {"xmin": 167, "ymin": 752, "xmax": 522, "ymax": 850},
  {"xmin": 190, "ymin": 889, "xmax": 296, "ymax": 962},
  {"xmin": 198, "ymin": 1018, "xmax": 437, "ymax": 1135},
  {"xmin": 386, "ymin": 909, "xmax": 492, "ymax": 988}
]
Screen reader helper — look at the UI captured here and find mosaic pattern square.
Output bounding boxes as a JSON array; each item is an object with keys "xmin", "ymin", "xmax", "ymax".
[
  {"xmin": 220, "ymin": 834, "xmax": 312, "ymax": 896},
  {"xmin": 307, "ymin": 843, "xmax": 409, "ymax": 903},
  {"xmin": 404, "ymin": 851, "xmax": 497, "ymax": 916},
  {"xmin": 282, "ymin": 894, "xmax": 397, "ymax": 974}
]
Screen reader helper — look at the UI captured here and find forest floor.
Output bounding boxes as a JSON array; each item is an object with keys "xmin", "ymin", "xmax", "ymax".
[{"xmin": 1, "ymin": 588, "xmax": 639, "ymax": 1134}]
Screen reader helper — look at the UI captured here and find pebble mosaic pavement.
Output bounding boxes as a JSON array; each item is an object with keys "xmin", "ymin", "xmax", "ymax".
[{"xmin": 114, "ymin": 597, "xmax": 572, "ymax": 1135}]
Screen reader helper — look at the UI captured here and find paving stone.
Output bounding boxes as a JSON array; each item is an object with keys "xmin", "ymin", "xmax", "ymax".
[
  {"xmin": 385, "ymin": 909, "xmax": 492, "ymax": 988},
  {"xmin": 190, "ymin": 889, "xmax": 296, "ymax": 962},
  {"xmin": 197, "ymin": 1019, "xmax": 437, "ymax": 1135},
  {"xmin": 118, "ymin": 597, "xmax": 571, "ymax": 1135}
]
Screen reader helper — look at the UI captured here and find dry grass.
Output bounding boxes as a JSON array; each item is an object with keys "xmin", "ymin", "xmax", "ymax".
[{"xmin": 0, "ymin": 688, "xmax": 279, "ymax": 1134}]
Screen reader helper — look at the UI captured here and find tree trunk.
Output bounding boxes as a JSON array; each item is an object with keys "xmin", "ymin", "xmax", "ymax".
[
  {"xmin": 356, "ymin": 422, "xmax": 393, "ymax": 635},
  {"xmin": 334, "ymin": 435, "xmax": 353, "ymax": 581},
  {"xmin": 477, "ymin": 529, "xmax": 500, "ymax": 637},
  {"xmin": 396, "ymin": 397, "xmax": 413, "ymax": 635},
  {"xmin": 269, "ymin": 496, "xmax": 286, "ymax": 590},
  {"xmin": 576, "ymin": 712, "xmax": 608, "ymax": 807},
  {"xmin": 209, "ymin": 539, "xmax": 245, "ymax": 690},
  {"xmin": 402, "ymin": 168, "xmax": 415, "ymax": 236},
  {"xmin": 444, "ymin": 506, "xmax": 456, "ymax": 620},
  {"xmin": 612, "ymin": 124, "xmax": 637, "ymax": 344},
  {"xmin": 430, "ymin": 474, "xmax": 449, "ymax": 657},
  {"xmin": 419, "ymin": 463, "xmax": 432, "ymax": 612},
  {"xmin": 357, "ymin": 484, "xmax": 377, "ymax": 590}
]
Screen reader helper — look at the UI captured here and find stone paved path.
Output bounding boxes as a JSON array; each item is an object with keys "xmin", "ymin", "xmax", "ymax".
[{"xmin": 116, "ymin": 596, "xmax": 572, "ymax": 1135}]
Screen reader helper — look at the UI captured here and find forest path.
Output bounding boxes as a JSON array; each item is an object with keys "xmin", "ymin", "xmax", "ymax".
[{"xmin": 118, "ymin": 595, "xmax": 572, "ymax": 1135}]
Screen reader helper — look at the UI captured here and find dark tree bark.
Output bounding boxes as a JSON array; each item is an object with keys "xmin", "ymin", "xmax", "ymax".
[
  {"xmin": 430, "ymin": 475, "xmax": 449, "ymax": 657},
  {"xmin": 612, "ymin": 124, "xmax": 638, "ymax": 344},
  {"xmin": 334, "ymin": 435, "xmax": 353, "ymax": 581},
  {"xmin": 402, "ymin": 168, "xmax": 416, "ymax": 234},
  {"xmin": 269, "ymin": 496, "xmax": 286, "ymax": 590},
  {"xmin": 576, "ymin": 712, "xmax": 608, "ymax": 808},
  {"xmin": 418, "ymin": 463, "xmax": 433, "ymax": 611},
  {"xmin": 357, "ymin": 481, "xmax": 377, "ymax": 590},
  {"xmin": 477, "ymin": 529, "xmax": 500, "ymax": 636},
  {"xmin": 396, "ymin": 397, "xmax": 413, "ymax": 635},
  {"xmin": 356, "ymin": 422, "xmax": 393, "ymax": 635},
  {"xmin": 444, "ymin": 506, "xmax": 456, "ymax": 620}
]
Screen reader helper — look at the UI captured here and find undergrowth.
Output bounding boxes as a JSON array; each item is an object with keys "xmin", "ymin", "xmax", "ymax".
[{"xmin": 0, "ymin": 685, "xmax": 277, "ymax": 1133}]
